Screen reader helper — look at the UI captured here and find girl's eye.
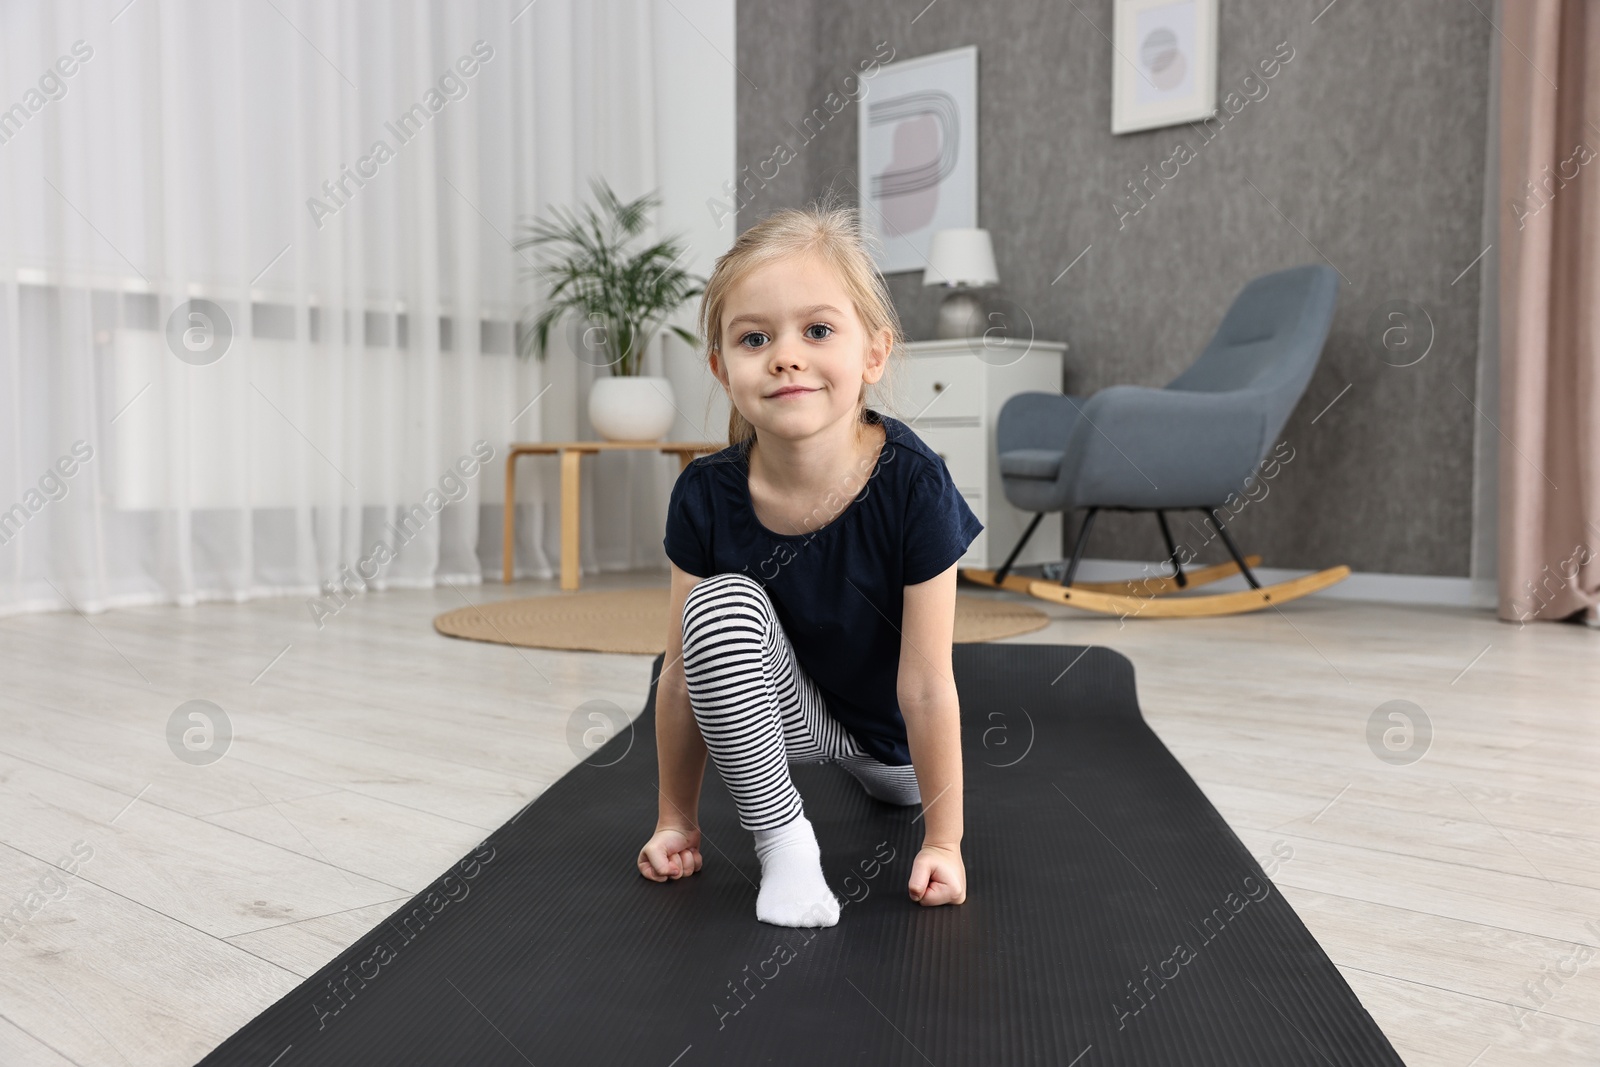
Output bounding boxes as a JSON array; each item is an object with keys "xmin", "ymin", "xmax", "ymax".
[{"xmin": 737, "ymin": 324, "xmax": 830, "ymax": 346}]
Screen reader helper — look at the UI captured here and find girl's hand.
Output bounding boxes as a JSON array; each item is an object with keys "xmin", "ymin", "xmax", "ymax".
[
  {"xmin": 638, "ymin": 826, "xmax": 703, "ymax": 882},
  {"xmin": 908, "ymin": 843, "xmax": 966, "ymax": 906}
]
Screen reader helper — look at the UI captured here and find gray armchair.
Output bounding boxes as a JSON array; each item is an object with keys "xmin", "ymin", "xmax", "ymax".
[{"xmin": 985, "ymin": 264, "xmax": 1340, "ymax": 603}]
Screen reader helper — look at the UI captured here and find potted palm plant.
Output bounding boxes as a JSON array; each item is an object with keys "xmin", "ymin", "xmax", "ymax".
[{"xmin": 515, "ymin": 178, "xmax": 704, "ymax": 441}]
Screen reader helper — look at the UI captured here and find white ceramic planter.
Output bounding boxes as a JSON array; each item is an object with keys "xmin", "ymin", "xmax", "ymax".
[{"xmin": 588, "ymin": 375, "xmax": 678, "ymax": 441}]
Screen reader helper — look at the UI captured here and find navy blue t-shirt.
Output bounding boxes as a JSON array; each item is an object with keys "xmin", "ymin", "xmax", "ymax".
[{"xmin": 662, "ymin": 407, "xmax": 983, "ymax": 766}]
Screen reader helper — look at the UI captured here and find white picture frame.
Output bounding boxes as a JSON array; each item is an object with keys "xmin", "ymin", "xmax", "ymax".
[
  {"xmin": 857, "ymin": 45, "xmax": 978, "ymax": 275},
  {"xmin": 1111, "ymin": 0, "xmax": 1218, "ymax": 135}
]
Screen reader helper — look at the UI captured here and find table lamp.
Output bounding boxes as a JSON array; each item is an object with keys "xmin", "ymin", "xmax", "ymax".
[{"xmin": 923, "ymin": 228, "xmax": 999, "ymax": 339}]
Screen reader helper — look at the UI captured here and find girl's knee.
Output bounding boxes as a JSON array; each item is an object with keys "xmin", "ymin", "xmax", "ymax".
[
  {"xmin": 863, "ymin": 780, "xmax": 921, "ymax": 806},
  {"xmin": 681, "ymin": 573, "xmax": 771, "ymax": 652},
  {"xmin": 683, "ymin": 571, "xmax": 764, "ymax": 612},
  {"xmin": 883, "ymin": 780, "xmax": 922, "ymax": 806},
  {"xmin": 837, "ymin": 757, "xmax": 921, "ymax": 806}
]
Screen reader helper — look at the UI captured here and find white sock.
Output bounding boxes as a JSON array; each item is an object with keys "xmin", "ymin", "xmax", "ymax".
[{"xmin": 751, "ymin": 814, "xmax": 840, "ymax": 928}]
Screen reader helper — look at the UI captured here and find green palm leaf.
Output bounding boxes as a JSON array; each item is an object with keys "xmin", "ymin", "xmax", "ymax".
[{"xmin": 514, "ymin": 177, "xmax": 703, "ymax": 376}]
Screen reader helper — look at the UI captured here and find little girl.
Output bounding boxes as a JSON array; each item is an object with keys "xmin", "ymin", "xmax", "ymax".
[{"xmin": 635, "ymin": 201, "xmax": 982, "ymax": 928}]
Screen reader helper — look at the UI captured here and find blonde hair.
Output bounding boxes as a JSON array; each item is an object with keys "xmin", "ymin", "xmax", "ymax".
[{"xmin": 697, "ymin": 195, "xmax": 904, "ymax": 451}]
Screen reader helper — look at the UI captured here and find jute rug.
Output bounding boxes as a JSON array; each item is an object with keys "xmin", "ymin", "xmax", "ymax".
[{"xmin": 434, "ymin": 587, "xmax": 1050, "ymax": 654}]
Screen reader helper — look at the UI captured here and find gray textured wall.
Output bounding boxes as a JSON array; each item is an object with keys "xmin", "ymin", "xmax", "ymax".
[{"xmin": 734, "ymin": 0, "xmax": 1491, "ymax": 577}]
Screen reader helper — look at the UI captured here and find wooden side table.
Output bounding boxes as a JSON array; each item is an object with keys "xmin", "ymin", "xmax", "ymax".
[{"xmin": 503, "ymin": 440, "xmax": 725, "ymax": 589}]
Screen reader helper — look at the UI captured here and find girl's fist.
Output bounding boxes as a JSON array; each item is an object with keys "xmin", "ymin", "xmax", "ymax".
[
  {"xmin": 638, "ymin": 826, "xmax": 703, "ymax": 882},
  {"xmin": 908, "ymin": 843, "xmax": 966, "ymax": 906}
]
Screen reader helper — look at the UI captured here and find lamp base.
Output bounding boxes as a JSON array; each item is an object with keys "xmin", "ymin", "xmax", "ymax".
[{"xmin": 936, "ymin": 290, "xmax": 984, "ymax": 339}]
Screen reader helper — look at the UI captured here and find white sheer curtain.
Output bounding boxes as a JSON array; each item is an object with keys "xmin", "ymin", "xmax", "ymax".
[{"xmin": 0, "ymin": 0, "xmax": 664, "ymax": 616}]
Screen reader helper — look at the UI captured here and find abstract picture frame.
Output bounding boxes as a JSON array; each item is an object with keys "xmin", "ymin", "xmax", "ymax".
[
  {"xmin": 857, "ymin": 45, "xmax": 978, "ymax": 275},
  {"xmin": 1111, "ymin": 0, "xmax": 1218, "ymax": 135}
]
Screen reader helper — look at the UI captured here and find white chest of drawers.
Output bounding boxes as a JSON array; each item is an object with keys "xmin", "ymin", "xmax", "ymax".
[{"xmin": 871, "ymin": 338, "xmax": 1069, "ymax": 572}]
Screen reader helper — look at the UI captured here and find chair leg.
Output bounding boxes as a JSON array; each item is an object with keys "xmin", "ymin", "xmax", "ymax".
[
  {"xmin": 1205, "ymin": 507, "xmax": 1262, "ymax": 590},
  {"xmin": 1061, "ymin": 507, "xmax": 1099, "ymax": 587},
  {"xmin": 993, "ymin": 511, "xmax": 1045, "ymax": 585},
  {"xmin": 1155, "ymin": 510, "xmax": 1188, "ymax": 589}
]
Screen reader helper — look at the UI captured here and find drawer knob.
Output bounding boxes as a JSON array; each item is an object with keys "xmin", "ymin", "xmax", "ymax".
[{"xmin": 932, "ymin": 381, "xmax": 946, "ymax": 392}]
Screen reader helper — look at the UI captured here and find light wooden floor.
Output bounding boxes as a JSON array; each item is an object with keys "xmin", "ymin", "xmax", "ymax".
[{"xmin": 0, "ymin": 570, "xmax": 1596, "ymax": 1066}]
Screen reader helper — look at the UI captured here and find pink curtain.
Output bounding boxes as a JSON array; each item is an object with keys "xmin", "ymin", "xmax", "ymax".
[{"xmin": 1497, "ymin": 0, "xmax": 1600, "ymax": 625}]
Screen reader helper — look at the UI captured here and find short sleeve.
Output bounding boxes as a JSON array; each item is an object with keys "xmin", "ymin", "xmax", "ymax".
[
  {"xmin": 663, "ymin": 462, "xmax": 711, "ymax": 576},
  {"xmin": 902, "ymin": 460, "xmax": 984, "ymax": 585}
]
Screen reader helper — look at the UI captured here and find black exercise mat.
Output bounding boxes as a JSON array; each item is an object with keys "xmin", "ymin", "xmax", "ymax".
[{"xmin": 198, "ymin": 644, "xmax": 1405, "ymax": 1066}]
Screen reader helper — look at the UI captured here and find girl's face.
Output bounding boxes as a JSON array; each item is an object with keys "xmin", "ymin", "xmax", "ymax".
[{"xmin": 711, "ymin": 251, "xmax": 890, "ymax": 442}]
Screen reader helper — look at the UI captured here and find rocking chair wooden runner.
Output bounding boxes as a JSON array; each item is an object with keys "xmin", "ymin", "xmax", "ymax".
[{"xmin": 962, "ymin": 264, "xmax": 1351, "ymax": 618}]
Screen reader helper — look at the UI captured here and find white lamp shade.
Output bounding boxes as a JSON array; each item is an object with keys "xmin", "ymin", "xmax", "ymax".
[{"xmin": 923, "ymin": 228, "xmax": 999, "ymax": 287}]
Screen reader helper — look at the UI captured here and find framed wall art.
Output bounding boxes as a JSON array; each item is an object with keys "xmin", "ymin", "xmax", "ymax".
[
  {"xmin": 1111, "ymin": 0, "xmax": 1218, "ymax": 135},
  {"xmin": 857, "ymin": 45, "xmax": 978, "ymax": 274}
]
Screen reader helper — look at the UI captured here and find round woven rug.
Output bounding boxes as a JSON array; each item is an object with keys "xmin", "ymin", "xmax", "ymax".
[{"xmin": 434, "ymin": 587, "xmax": 1050, "ymax": 654}]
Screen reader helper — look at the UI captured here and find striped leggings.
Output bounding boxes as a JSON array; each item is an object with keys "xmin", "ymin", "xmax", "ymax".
[{"xmin": 680, "ymin": 572, "xmax": 922, "ymax": 832}]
